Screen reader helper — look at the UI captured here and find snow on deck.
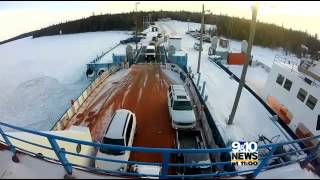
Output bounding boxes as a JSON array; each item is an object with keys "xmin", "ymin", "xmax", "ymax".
[
  {"xmin": 256, "ymin": 163, "xmax": 319, "ymax": 179},
  {"xmin": 0, "ymin": 31, "xmax": 130, "ymax": 130},
  {"xmin": 141, "ymin": 26, "xmax": 160, "ymax": 46},
  {"xmin": 157, "ymin": 20, "xmax": 293, "ymax": 144},
  {"xmin": 227, "ymin": 65, "xmax": 269, "ymax": 97}
]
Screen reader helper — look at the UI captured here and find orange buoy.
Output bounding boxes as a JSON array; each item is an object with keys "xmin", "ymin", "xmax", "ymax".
[{"xmin": 267, "ymin": 96, "xmax": 292, "ymax": 125}]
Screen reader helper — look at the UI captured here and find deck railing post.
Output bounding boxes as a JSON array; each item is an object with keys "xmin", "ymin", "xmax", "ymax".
[
  {"xmin": 204, "ymin": 95, "xmax": 208, "ymax": 102},
  {"xmin": 160, "ymin": 151, "xmax": 170, "ymax": 179},
  {"xmin": 0, "ymin": 126, "xmax": 19, "ymax": 162},
  {"xmin": 47, "ymin": 136, "xmax": 73, "ymax": 175},
  {"xmin": 201, "ymin": 81, "xmax": 206, "ymax": 97},
  {"xmin": 252, "ymin": 144, "xmax": 278, "ymax": 177},
  {"xmin": 197, "ymin": 73, "xmax": 201, "ymax": 87}
]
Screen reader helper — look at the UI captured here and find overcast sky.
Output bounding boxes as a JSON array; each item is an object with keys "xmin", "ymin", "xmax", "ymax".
[{"xmin": 1, "ymin": 1, "xmax": 320, "ymax": 41}]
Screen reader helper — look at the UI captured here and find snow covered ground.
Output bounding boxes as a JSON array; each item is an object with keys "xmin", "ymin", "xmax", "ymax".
[
  {"xmin": 227, "ymin": 65, "xmax": 269, "ymax": 96},
  {"xmin": 0, "ymin": 31, "xmax": 130, "ymax": 130},
  {"xmin": 158, "ymin": 20, "xmax": 300, "ymax": 96},
  {"xmin": 157, "ymin": 20, "xmax": 294, "ymax": 144},
  {"xmin": 142, "ymin": 26, "xmax": 160, "ymax": 45}
]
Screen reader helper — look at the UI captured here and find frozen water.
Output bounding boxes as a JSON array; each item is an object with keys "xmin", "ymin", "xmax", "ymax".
[{"xmin": 0, "ymin": 31, "xmax": 130, "ymax": 130}]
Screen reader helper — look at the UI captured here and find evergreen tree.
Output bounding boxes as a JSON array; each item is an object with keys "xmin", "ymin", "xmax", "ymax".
[{"xmin": 2, "ymin": 11, "xmax": 319, "ymax": 57}]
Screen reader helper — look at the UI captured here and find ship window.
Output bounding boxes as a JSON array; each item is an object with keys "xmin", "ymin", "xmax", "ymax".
[
  {"xmin": 297, "ymin": 88, "xmax": 308, "ymax": 102},
  {"xmin": 283, "ymin": 79, "xmax": 292, "ymax": 91},
  {"xmin": 276, "ymin": 74, "xmax": 285, "ymax": 86},
  {"xmin": 306, "ymin": 95, "xmax": 318, "ymax": 110}
]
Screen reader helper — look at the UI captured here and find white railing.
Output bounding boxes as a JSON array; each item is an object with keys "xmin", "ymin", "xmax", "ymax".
[
  {"xmin": 274, "ymin": 55, "xmax": 320, "ymax": 88},
  {"xmin": 274, "ymin": 54, "xmax": 300, "ymax": 66}
]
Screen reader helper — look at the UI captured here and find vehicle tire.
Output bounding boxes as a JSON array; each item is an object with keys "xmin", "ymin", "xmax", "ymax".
[
  {"xmin": 208, "ymin": 47, "xmax": 213, "ymax": 55},
  {"xmin": 86, "ymin": 68, "xmax": 95, "ymax": 78},
  {"xmin": 97, "ymin": 68, "xmax": 106, "ymax": 76}
]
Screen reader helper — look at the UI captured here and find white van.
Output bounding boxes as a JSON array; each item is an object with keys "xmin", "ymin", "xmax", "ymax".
[
  {"xmin": 168, "ymin": 85, "xmax": 197, "ymax": 129},
  {"xmin": 95, "ymin": 109, "xmax": 137, "ymax": 172},
  {"xmin": 145, "ymin": 45, "xmax": 156, "ymax": 61},
  {"xmin": 193, "ymin": 42, "xmax": 203, "ymax": 51}
]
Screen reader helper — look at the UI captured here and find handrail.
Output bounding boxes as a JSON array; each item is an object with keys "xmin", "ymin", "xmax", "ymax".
[
  {"xmin": 51, "ymin": 41, "xmax": 123, "ymax": 131},
  {"xmin": 1, "ymin": 102, "xmax": 319, "ymax": 179},
  {"xmin": 50, "ymin": 65, "xmax": 120, "ymax": 131},
  {"xmin": 273, "ymin": 55, "xmax": 320, "ymax": 88},
  {"xmin": 90, "ymin": 43, "xmax": 121, "ymax": 64},
  {"xmin": 133, "ymin": 46, "xmax": 143, "ymax": 64},
  {"xmin": 0, "ymin": 64, "xmax": 319, "ymax": 178}
]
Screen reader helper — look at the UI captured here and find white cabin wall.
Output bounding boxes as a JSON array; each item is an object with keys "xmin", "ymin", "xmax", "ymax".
[
  {"xmin": 262, "ymin": 63, "xmax": 320, "ymax": 135},
  {"xmin": 0, "ymin": 126, "xmax": 96, "ymax": 167}
]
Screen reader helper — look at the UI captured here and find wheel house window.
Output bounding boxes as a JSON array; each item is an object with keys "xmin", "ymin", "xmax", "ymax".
[
  {"xmin": 283, "ymin": 79, "xmax": 293, "ymax": 91},
  {"xmin": 297, "ymin": 88, "xmax": 308, "ymax": 102},
  {"xmin": 276, "ymin": 73, "xmax": 285, "ymax": 85},
  {"xmin": 306, "ymin": 95, "xmax": 318, "ymax": 110}
]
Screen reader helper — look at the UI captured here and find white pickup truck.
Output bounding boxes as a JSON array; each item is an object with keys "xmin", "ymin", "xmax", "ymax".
[
  {"xmin": 168, "ymin": 85, "xmax": 196, "ymax": 129},
  {"xmin": 145, "ymin": 45, "xmax": 156, "ymax": 61}
]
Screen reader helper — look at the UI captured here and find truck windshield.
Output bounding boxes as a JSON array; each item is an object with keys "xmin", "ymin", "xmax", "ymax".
[
  {"xmin": 173, "ymin": 101, "xmax": 192, "ymax": 110},
  {"xmin": 146, "ymin": 49, "xmax": 155, "ymax": 53},
  {"xmin": 219, "ymin": 39, "xmax": 229, "ymax": 48},
  {"xmin": 100, "ymin": 137, "xmax": 125, "ymax": 155}
]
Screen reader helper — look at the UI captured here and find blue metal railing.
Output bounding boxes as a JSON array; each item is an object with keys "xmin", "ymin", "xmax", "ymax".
[
  {"xmin": 133, "ymin": 46, "xmax": 144, "ymax": 64},
  {"xmin": 1, "ymin": 69, "xmax": 319, "ymax": 178},
  {"xmin": 0, "ymin": 120, "xmax": 319, "ymax": 178},
  {"xmin": 1, "ymin": 57, "xmax": 320, "ymax": 178}
]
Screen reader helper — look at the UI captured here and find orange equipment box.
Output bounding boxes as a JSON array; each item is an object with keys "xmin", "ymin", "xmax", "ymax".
[{"xmin": 228, "ymin": 53, "xmax": 247, "ymax": 65}]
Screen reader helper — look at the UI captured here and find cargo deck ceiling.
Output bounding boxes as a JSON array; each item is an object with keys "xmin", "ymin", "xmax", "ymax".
[{"xmin": 64, "ymin": 64, "xmax": 179, "ymax": 162}]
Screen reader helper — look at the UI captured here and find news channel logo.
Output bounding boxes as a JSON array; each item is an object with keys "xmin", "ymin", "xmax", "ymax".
[{"xmin": 230, "ymin": 141, "xmax": 259, "ymax": 166}]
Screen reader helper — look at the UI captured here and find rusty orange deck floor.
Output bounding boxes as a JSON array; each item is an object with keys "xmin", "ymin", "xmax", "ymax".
[{"xmin": 65, "ymin": 64, "xmax": 177, "ymax": 162}]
